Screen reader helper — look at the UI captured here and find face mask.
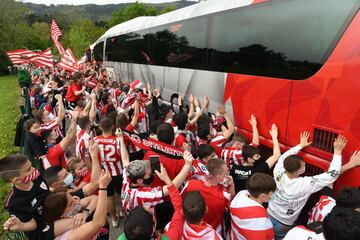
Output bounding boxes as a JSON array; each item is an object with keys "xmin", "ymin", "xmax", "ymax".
[
  {"xmin": 23, "ymin": 168, "xmax": 40, "ymax": 184},
  {"xmin": 142, "ymin": 174, "xmax": 154, "ymax": 185},
  {"xmin": 63, "ymin": 173, "xmax": 74, "ymax": 187},
  {"xmin": 75, "ymin": 169, "xmax": 90, "ymax": 178},
  {"xmin": 298, "ymin": 167, "xmax": 306, "ymax": 175},
  {"xmin": 218, "ymin": 177, "xmax": 229, "ymax": 188}
]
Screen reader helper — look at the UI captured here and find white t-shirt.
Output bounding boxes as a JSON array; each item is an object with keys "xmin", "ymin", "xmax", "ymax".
[
  {"xmin": 268, "ymin": 145, "xmax": 342, "ymax": 225},
  {"xmin": 283, "ymin": 226, "xmax": 325, "ymax": 240}
]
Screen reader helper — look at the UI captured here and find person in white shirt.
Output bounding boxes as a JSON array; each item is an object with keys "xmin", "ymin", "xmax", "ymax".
[
  {"xmin": 283, "ymin": 225, "xmax": 325, "ymax": 240},
  {"xmin": 267, "ymin": 132, "xmax": 347, "ymax": 239}
]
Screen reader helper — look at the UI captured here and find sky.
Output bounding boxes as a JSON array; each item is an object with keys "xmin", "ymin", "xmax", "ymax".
[{"xmin": 24, "ymin": 0, "xmax": 196, "ymax": 5}]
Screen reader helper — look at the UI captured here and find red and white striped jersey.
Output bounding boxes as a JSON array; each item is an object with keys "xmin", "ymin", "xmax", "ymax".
[
  {"xmin": 308, "ymin": 195, "xmax": 336, "ymax": 224},
  {"xmin": 43, "ymin": 104, "xmax": 64, "ymax": 137},
  {"xmin": 137, "ymin": 104, "xmax": 149, "ymax": 134},
  {"xmin": 210, "ymin": 135, "xmax": 228, "ymax": 157},
  {"xmin": 40, "ymin": 119, "xmax": 59, "ymax": 131},
  {"xmin": 121, "ymin": 169, "xmax": 164, "ymax": 214},
  {"xmin": 109, "ymin": 88, "xmax": 121, "ymax": 109},
  {"xmin": 182, "ymin": 221, "xmax": 223, "ymax": 240},
  {"xmin": 190, "ymin": 159, "xmax": 209, "ymax": 180},
  {"xmin": 283, "ymin": 226, "xmax": 325, "ymax": 240},
  {"xmin": 75, "ymin": 130, "xmax": 92, "ymax": 161},
  {"xmin": 123, "ymin": 123, "xmax": 141, "ymax": 153},
  {"xmin": 221, "ymin": 147, "xmax": 244, "ymax": 167},
  {"xmin": 230, "ymin": 190, "xmax": 274, "ymax": 240},
  {"xmin": 94, "ymin": 135, "xmax": 122, "ymax": 176}
]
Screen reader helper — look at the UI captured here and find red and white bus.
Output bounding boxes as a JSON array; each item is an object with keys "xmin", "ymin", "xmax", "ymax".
[{"xmin": 92, "ymin": 0, "xmax": 360, "ymax": 192}]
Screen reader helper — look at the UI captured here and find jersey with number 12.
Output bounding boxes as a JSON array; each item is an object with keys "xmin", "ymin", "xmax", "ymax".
[{"xmin": 94, "ymin": 135, "xmax": 122, "ymax": 176}]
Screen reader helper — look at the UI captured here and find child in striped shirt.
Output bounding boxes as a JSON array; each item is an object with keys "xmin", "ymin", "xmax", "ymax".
[{"xmin": 230, "ymin": 173, "xmax": 276, "ymax": 240}]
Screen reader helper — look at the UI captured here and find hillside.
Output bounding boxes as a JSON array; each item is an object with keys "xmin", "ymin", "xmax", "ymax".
[{"xmin": 25, "ymin": 1, "xmax": 198, "ymax": 22}]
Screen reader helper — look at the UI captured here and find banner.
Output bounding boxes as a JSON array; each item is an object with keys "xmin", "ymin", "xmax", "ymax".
[{"xmin": 123, "ymin": 130, "xmax": 184, "ymax": 159}]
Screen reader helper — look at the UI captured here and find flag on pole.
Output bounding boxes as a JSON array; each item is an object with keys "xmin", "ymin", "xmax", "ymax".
[
  {"xmin": 57, "ymin": 48, "xmax": 78, "ymax": 72},
  {"xmin": 51, "ymin": 19, "xmax": 66, "ymax": 55}
]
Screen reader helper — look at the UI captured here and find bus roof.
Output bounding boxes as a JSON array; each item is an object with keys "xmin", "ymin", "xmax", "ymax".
[{"xmin": 92, "ymin": 0, "xmax": 256, "ymax": 47}]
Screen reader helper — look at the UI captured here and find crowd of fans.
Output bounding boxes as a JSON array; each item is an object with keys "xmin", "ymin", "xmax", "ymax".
[{"xmin": 1, "ymin": 62, "xmax": 360, "ymax": 240}]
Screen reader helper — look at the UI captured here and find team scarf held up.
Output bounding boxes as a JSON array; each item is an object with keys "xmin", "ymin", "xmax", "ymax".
[{"xmin": 123, "ymin": 130, "xmax": 183, "ymax": 159}]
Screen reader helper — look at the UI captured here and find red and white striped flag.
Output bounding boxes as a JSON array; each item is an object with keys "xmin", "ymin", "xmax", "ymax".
[
  {"xmin": 31, "ymin": 48, "xmax": 54, "ymax": 68},
  {"xmin": 51, "ymin": 19, "xmax": 65, "ymax": 55},
  {"xmin": 57, "ymin": 48, "xmax": 78, "ymax": 72},
  {"xmin": 6, "ymin": 49, "xmax": 37, "ymax": 65}
]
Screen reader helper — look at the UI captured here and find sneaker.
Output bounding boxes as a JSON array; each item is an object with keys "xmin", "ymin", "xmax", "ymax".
[{"xmin": 112, "ymin": 214, "xmax": 120, "ymax": 228}]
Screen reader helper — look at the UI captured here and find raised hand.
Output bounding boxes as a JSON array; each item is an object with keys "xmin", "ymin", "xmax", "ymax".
[
  {"xmin": 188, "ymin": 94, "xmax": 194, "ymax": 103},
  {"xmin": 194, "ymin": 97, "xmax": 200, "ymax": 108},
  {"xmin": 269, "ymin": 124, "xmax": 278, "ymax": 139},
  {"xmin": 115, "ymin": 128, "xmax": 124, "ymax": 140},
  {"xmin": 155, "ymin": 164, "xmax": 171, "ymax": 185},
  {"xmin": 299, "ymin": 131, "xmax": 312, "ymax": 148},
  {"xmin": 178, "ymin": 95, "xmax": 182, "ymax": 106},
  {"xmin": 203, "ymin": 96, "xmax": 209, "ymax": 108},
  {"xmin": 249, "ymin": 114, "xmax": 257, "ymax": 127},
  {"xmin": 99, "ymin": 169, "xmax": 111, "ymax": 189},
  {"xmin": 89, "ymin": 139, "xmax": 99, "ymax": 157},
  {"xmin": 183, "ymin": 151, "xmax": 194, "ymax": 166},
  {"xmin": 349, "ymin": 150, "xmax": 360, "ymax": 167},
  {"xmin": 334, "ymin": 135, "xmax": 347, "ymax": 154},
  {"xmin": 217, "ymin": 105, "xmax": 226, "ymax": 116}
]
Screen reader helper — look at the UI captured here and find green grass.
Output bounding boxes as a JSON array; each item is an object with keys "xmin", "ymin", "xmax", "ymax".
[{"xmin": 0, "ymin": 75, "xmax": 21, "ymax": 224}]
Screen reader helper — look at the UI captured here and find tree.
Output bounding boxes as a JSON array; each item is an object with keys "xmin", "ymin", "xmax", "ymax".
[
  {"xmin": 68, "ymin": 19, "xmax": 106, "ymax": 59},
  {"xmin": 108, "ymin": 2, "xmax": 176, "ymax": 27},
  {"xmin": 158, "ymin": 5, "xmax": 177, "ymax": 15},
  {"xmin": 29, "ymin": 22, "xmax": 51, "ymax": 50},
  {"xmin": 0, "ymin": 0, "xmax": 30, "ymax": 74},
  {"xmin": 0, "ymin": 0, "xmax": 30, "ymax": 51}
]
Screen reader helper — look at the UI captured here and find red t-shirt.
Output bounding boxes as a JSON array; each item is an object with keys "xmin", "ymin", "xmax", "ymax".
[
  {"xmin": 175, "ymin": 134, "xmax": 187, "ymax": 148},
  {"xmin": 182, "ymin": 179, "xmax": 231, "ymax": 230},
  {"xmin": 42, "ymin": 144, "xmax": 66, "ymax": 169},
  {"xmin": 65, "ymin": 83, "xmax": 82, "ymax": 103},
  {"xmin": 144, "ymin": 150, "xmax": 185, "ymax": 187}
]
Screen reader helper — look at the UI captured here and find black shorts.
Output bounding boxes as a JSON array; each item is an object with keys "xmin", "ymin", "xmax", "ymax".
[{"xmin": 107, "ymin": 175, "xmax": 123, "ymax": 197}]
